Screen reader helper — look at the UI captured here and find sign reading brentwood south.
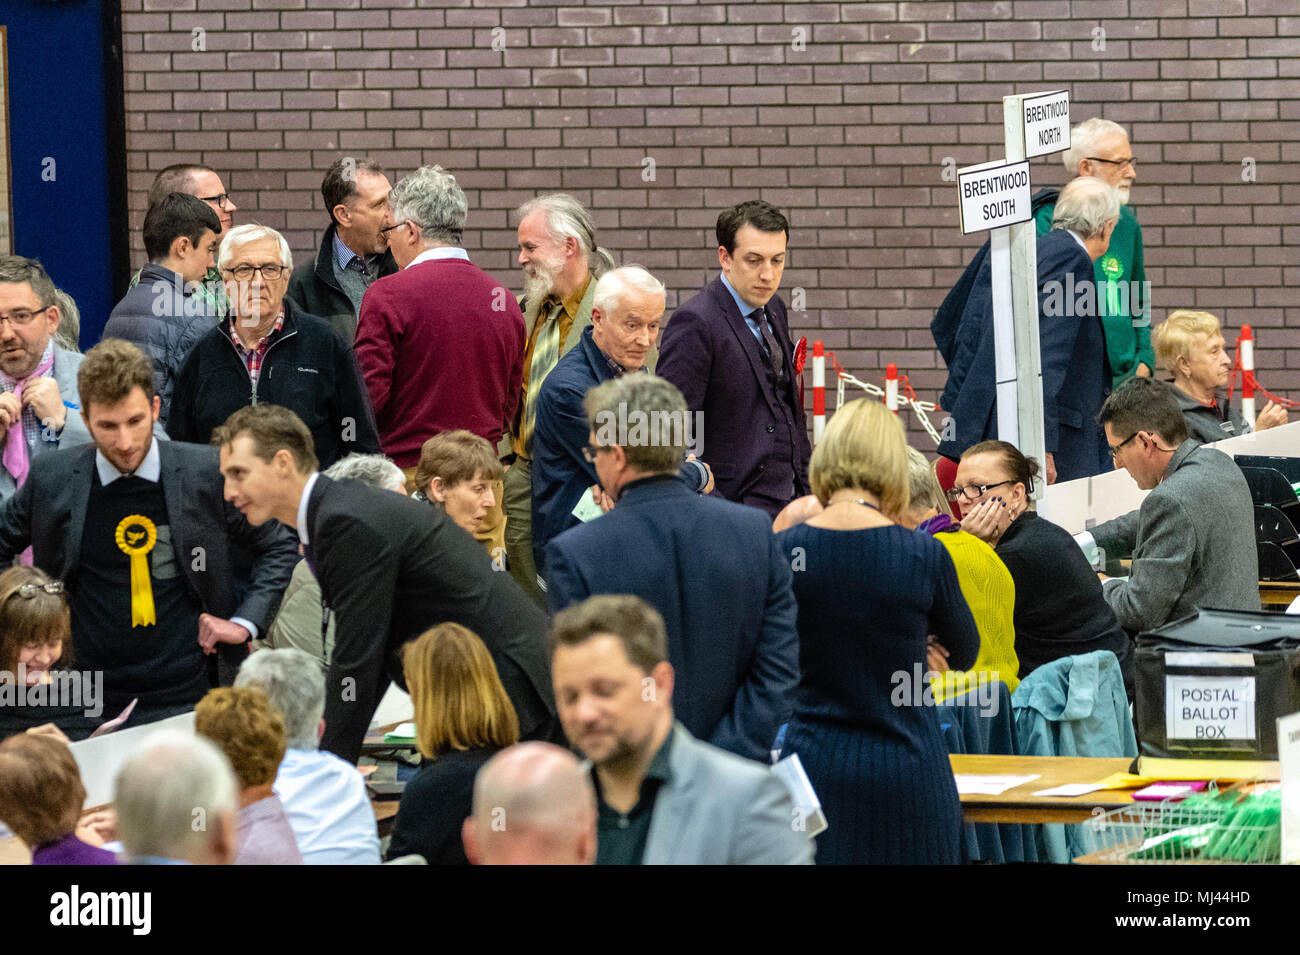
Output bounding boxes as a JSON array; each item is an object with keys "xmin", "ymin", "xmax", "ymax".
[
  {"xmin": 1022, "ymin": 89, "xmax": 1070, "ymax": 159},
  {"xmin": 1166, "ymin": 675, "xmax": 1256, "ymax": 741},
  {"xmin": 957, "ymin": 160, "xmax": 1032, "ymax": 234}
]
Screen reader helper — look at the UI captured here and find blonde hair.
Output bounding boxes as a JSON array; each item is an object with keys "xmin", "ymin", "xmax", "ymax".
[
  {"xmin": 402, "ymin": 623, "xmax": 520, "ymax": 761},
  {"xmin": 1153, "ymin": 310, "xmax": 1222, "ymax": 374},
  {"xmin": 904, "ymin": 447, "xmax": 949, "ymax": 517},
  {"xmin": 809, "ymin": 398, "xmax": 910, "ymax": 518},
  {"xmin": 194, "ymin": 686, "xmax": 287, "ymax": 789}
]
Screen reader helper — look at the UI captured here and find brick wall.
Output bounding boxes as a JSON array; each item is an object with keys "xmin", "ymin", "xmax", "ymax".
[{"xmin": 119, "ymin": 0, "xmax": 1300, "ymax": 443}]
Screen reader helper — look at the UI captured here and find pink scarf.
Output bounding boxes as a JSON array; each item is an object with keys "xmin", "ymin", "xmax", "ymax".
[{"xmin": 2, "ymin": 348, "xmax": 55, "ymax": 489}]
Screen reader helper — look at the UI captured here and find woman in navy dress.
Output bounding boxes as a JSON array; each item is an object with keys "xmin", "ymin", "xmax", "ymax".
[{"xmin": 776, "ymin": 399, "xmax": 979, "ymax": 864}]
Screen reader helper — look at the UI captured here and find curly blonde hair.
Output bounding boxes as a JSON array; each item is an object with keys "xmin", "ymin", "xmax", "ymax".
[{"xmin": 194, "ymin": 686, "xmax": 287, "ymax": 789}]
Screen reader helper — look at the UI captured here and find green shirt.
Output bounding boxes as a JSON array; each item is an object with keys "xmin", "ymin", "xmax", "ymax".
[
  {"xmin": 1034, "ymin": 201, "xmax": 1152, "ymax": 386},
  {"xmin": 592, "ymin": 728, "xmax": 675, "ymax": 866}
]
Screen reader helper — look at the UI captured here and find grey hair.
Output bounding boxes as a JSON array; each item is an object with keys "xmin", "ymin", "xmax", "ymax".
[
  {"xmin": 1062, "ymin": 117, "xmax": 1128, "ymax": 173},
  {"xmin": 1051, "ymin": 176, "xmax": 1120, "ymax": 239},
  {"xmin": 324, "ymin": 452, "xmax": 406, "ymax": 492},
  {"xmin": 114, "ymin": 729, "xmax": 238, "ymax": 863},
  {"xmin": 471, "ymin": 742, "xmax": 595, "ymax": 844},
  {"xmin": 591, "ymin": 265, "xmax": 666, "ymax": 315},
  {"xmin": 905, "ymin": 447, "xmax": 949, "ymax": 517},
  {"xmin": 516, "ymin": 193, "xmax": 615, "ymax": 276},
  {"xmin": 235, "ymin": 648, "xmax": 326, "ymax": 751},
  {"xmin": 216, "ymin": 223, "xmax": 293, "ymax": 271},
  {"xmin": 389, "ymin": 165, "xmax": 468, "ymax": 246},
  {"xmin": 585, "ymin": 372, "xmax": 687, "ymax": 474},
  {"xmin": 0, "ymin": 255, "xmax": 57, "ymax": 309},
  {"xmin": 52, "ymin": 288, "xmax": 81, "ymax": 353}
]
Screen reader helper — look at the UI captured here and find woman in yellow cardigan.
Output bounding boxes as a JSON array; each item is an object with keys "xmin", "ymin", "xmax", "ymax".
[{"xmin": 901, "ymin": 448, "xmax": 1019, "ymax": 700}]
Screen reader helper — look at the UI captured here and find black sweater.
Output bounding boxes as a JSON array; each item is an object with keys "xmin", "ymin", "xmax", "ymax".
[{"xmin": 387, "ymin": 747, "xmax": 500, "ymax": 865}]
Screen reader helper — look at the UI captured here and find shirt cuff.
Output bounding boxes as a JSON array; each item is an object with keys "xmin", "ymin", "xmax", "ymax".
[
  {"xmin": 680, "ymin": 458, "xmax": 709, "ymax": 493},
  {"xmin": 230, "ymin": 616, "xmax": 258, "ymax": 642}
]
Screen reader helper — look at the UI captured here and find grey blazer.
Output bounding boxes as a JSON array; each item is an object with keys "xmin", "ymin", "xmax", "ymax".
[
  {"xmin": 0, "ymin": 345, "xmax": 93, "ymax": 507},
  {"xmin": 1091, "ymin": 439, "xmax": 1259, "ymax": 633},
  {"xmin": 640, "ymin": 723, "xmax": 813, "ymax": 865}
]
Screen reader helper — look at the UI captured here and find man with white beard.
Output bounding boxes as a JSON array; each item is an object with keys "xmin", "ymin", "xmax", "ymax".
[{"xmin": 499, "ymin": 195, "xmax": 615, "ymax": 605}]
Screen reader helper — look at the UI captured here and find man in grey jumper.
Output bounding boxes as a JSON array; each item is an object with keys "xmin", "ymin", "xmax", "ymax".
[{"xmin": 1090, "ymin": 377, "xmax": 1259, "ymax": 634}]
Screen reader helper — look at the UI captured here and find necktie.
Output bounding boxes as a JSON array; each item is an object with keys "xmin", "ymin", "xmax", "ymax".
[
  {"xmin": 348, "ymin": 256, "xmax": 375, "ymax": 287},
  {"xmin": 751, "ymin": 307, "xmax": 785, "ymax": 381},
  {"xmin": 519, "ymin": 299, "xmax": 564, "ymax": 455}
]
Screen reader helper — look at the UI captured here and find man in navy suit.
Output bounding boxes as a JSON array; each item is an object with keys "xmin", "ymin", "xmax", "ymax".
[
  {"xmin": 657, "ymin": 200, "xmax": 811, "ymax": 518},
  {"xmin": 934, "ymin": 176, "xmax": 1119, "ymax": 483},
  {"xmin": 544, "ymin": 373, "xmax": 799, "ymax": 763}
]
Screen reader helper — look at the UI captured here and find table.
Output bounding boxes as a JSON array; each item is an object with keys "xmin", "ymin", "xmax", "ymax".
[
  {"xmin": 1259, "ymin": 580, "xmax": 1300, "ymax": 609},
  {"xmin": 952, "ymin": 754, "xmax": 1137, "ymax": 824}
]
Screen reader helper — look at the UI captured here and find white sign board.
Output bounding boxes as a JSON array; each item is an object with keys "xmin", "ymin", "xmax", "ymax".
[
  {"xmin": 1165, "ymin": 675, "xmax": 1256, "ymax": 742},
  {"xmin": 957, "ymin": 160, "xmax": 1032, "ymax": 234},
  {"xmin": 1278, "ymin": 711, "xmax": 1300, "ymax": 864},
  {"xmin": 1022, "ymin": 90, "xmax": 1070, "ymax": 159}
]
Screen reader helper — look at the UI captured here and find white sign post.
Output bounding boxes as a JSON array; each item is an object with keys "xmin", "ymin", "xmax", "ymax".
[{"xmin": 952, "ymin": 91, "xmax": 1070, "ymax": 497}]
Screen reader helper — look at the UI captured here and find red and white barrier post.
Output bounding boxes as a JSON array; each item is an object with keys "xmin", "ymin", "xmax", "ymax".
[
  {"xmin": 812, "ymin": 341, "xmax": 826, "ymax": 444},
  {"xmin": 1240, "ymin": 324, "xmax": 1256, "ymax": 427},
  {"xmin": 885, "ymin": 363, "xmax": 899, "ymax": 413}
]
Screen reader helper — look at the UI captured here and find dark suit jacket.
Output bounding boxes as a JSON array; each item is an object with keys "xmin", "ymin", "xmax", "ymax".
[
  {"xmin": 657, "ymin": 277, "xmax": 811, "ymax": 517},
  {"xmin": 544, "ymin": 474, "xmax": 800, "ymax": 762},
  {"xmin": 0, "ymin": 440, "xmax": 298, "ymax": 685},
  {"xmin": 306, "ymin": 476, "xmax": 555, "ymax": 764},
  {"xmin": 935, "ymin": 229, "xmax": 1112, "ymax": 481}
]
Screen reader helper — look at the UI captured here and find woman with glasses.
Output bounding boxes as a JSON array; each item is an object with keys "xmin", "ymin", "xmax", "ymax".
[
  {"xmin": 0, "ymin": 567, "xmax": 100, "ymax": 743},
  {"xmin": 775, "ymin": 399, "xmax": 978, "ymax": 865},
  {"xmin": 952, "ymin": 440, "xmax": 1131, "ymax": 690}
]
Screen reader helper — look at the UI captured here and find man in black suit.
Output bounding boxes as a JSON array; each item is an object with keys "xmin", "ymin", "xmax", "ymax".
[
  {"xmin": 214, "ymin": 403, "xmax": 556, "ymax": 765},
  {"xmin": 657, "ymin": 200, "xmax": 812, "ymax": 519},
  {"xmin": 935, "ymin": 176, "xmax": 1119, "ymax": 483},
  {"xmin": 0, "ymin": 339, "xmax": 298, "ymax": 725},
  {"xmin": 544, "ymin": 373, "xmax": 799, "ymax": 762}
]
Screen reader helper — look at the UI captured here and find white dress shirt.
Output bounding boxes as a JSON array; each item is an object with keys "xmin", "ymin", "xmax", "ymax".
[{"xmin": 274, "ymin": 748, "xmax": 381, "ymax": 865}]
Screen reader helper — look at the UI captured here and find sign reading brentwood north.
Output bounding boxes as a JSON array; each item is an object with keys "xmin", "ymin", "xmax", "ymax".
[
  {"xmin": 957, "ymin": 160, "xmax": 1032, "ymax": 234},
  {"xmin": 1022, "ymin": 89, "xmax": 1070, "ymax": 159},
  {"xmin": 1166, "ymin": 675, "xmax": 1256, "ymax": 741}
]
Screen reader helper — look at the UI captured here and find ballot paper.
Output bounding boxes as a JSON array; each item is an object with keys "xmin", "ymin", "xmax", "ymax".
[
  {"xmin": 383, "ymin": 721, "xmax": 416, "ymax": 743},
  {"xmin": 1279, "ymin": 712, "xmax": 1300, "ymax": 864},
  {"xmin": 771, "ymin": 753, "xmax": 828, "ymax": 838},
  {"xmin": 953, "ymin": 774, "xmax": 1040, "ymax": 795},
  {"xmin": 1032, "ymin": 782, "xmax": 1106, "ymax": 797},
  {"xmin": 571, "ymin": 489, "xmax": 605, "ymax": 523}
]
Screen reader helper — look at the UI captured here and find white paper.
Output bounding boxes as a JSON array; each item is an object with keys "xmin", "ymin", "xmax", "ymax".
[
  {"xmin": 1165, "ymin": 675, "xmax": 1256, "ymax": 741},
  {"xmin": 954, "ymin": 773, "xmax": 1040, "ymax": 796},
  {"xmin": 385, "ymin": 721, "xmax": 416, "ymax": 739},
  {"xmin": 771, "ymin": 753, "xmax": 828, "ymax": 838},
  {"xmin": 1278, "ymin": 712, "xmax": 1300, "ymax": 864},
  {"xmin": 571, "ymin": 489, "xmax": 605, "ymax": 523},
  {"xmin": 1032, "ymin": 782, "xmax": 1105, "ymax": 797}
]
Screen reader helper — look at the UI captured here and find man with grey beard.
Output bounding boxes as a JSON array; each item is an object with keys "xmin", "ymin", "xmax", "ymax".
[{"xmin": 500, "ymin": 195, "xmax": 615, "ymax": 605}]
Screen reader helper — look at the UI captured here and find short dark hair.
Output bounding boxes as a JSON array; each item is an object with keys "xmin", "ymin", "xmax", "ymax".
[
  {"xmin": 147, "ymin": 163, "xmax": 217, "ymax": 208},
  {"xmin": 0, "ymin": 255, "xmax": 57, "ymax": 309},
  {"xmin": 1097, "ymin": 376, "xmax": 1189, "ymax": 446},
  {"xmin": 414, "ymin": 430, "xmax": 503, "ymax": 495},
  {"xmin": 321, "ymin": 157, "xmax": 386, "ymax": 227},
  {"xmin": 716, "ymin": 199, "xmax": 789, "ymax": 255},
  {"xmin": 143, "ymin": 192, "xmax": 221, "ymax": 262},
  {"xmin": 0, "ymin": 734, "xmax": 87, "ymax": 847},
  {"xmin": 78, "ymin": 338, "xmax": 156, "ymax": 410},
  {"xmin": 550, "ymin": 594, "xmax": 667, "ymax": 674},
  {"xmin": 211, "ymin": 404, "xmax": 318, "ymax": 475}
]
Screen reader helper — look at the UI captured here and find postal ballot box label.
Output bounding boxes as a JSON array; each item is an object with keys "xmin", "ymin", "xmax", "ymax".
[
  {"xmin": 957, "ymin": 161, "xmax": 1031, "ymax": 235},
  {"xmin": 1022, "ymin": 90, "xmax": 1071, "ymax": 159},
  {"xmin": 1166, "ymin": 675, "xmax": 1257, "ymax": 741}
]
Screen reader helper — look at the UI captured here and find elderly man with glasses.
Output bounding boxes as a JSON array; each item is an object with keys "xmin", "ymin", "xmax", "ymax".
[
  {"xmin": 0, "ymin": 256, "xmax": 93, "ymax": 511},
  {"xmin": 167, "ymin": 224, "xmax": 380, "ymax": 468}
]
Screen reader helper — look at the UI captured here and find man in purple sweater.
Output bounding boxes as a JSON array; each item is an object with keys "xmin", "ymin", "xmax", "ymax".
[{"xmin": 355, "ymin": 165, "xmax": 525, "ymax": 496}]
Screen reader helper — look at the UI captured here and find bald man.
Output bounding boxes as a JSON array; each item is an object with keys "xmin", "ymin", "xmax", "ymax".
[{"xmin": 461, "ymin": 742, "xmax": 596, "ymax": 865}]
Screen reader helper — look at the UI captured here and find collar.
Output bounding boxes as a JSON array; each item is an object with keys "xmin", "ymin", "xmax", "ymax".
[
  {"xmin": 616, "ymin": 472, "xmax": 684, "ymax": 501},
  {"xmin": 228, "ymin": 308, "xmax": 286, "ymax": 350},
  {"xmin": 1164, "ymin": 439, "xmax": 1201, "ymax": 477},
  {"xmin": 1171, "ymin": 383, "xmax": 1222, "ymax": 413},
  {"xmin": 543, "ymin": 273, "xmax": 592, "ymax": 324},
  {"xmin": 591, "ymin": 720, "xmax": 675, "ymax": 807},
  {"xmin": 297, "ymin": 472, "xmax": 321, "ymax": 545},
  {"xmin": 96, "ymin": 436, "xmax": 162, "ymax": 485},
  {"xmin": 406, "ymin": 246, "xmax": 469, "ymax": 269},
  {"xmin": 1064, "ymin": 229, "xmax": 1090, "ymax": 255},
  {"xmin": 332, "ymin": 231, "xmax": 365, "ymax": 272},
  {"xmin": 720, "ymin": 273, "xmax": 767, "ymax": 317}
]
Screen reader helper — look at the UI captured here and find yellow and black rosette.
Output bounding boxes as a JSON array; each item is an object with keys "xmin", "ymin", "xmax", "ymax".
[{"xmin": 115, "ymin": 514, "xmax": 158, "ymax": 627}]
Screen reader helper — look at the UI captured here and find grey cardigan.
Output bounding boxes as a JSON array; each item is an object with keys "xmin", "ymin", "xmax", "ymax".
[
  {"xmin": 1091, "ymin": 440, "xmax": 1259, "ymax": 633},
  {"xmin": 638, "ymin": 722, "xmax": 813, "ymax": 865}
]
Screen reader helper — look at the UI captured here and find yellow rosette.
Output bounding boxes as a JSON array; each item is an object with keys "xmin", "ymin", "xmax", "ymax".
[{"xmin": 115, "ymin": 514, "xmax": 158, "ymax": 627}]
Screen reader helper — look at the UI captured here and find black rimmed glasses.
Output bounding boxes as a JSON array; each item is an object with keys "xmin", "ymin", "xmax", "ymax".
[
  {"xmin": 379, "ymin": 220, "xmax": 410, "ymax": 241},
  {"xmin": 197, "ymin": 192, "xmax": 234, "ymax": 209},
  {"xmin": 944, "ymin": 479, "xmax": 1014, "ymax": 503},
  {"xmin": 222, "ymin": 264, "xmax": 288, "ymax": 281},
  {"xmin": 582, "ymin": 443, "xmax": 611, "ymax": 463},
  {"xmin": 1087, "ymin": 156, "xmax": 1137, "ymax": 171},
  {"xmin": 0, "ymin": 305, "xmax": 54, "ymax": 328},
  {"xmin": 1108, "ymin": 431, "xmax": 1141, "ymax": 459}
]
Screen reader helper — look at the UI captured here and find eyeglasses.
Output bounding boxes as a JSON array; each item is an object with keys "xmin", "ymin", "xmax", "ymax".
[
  {"xmin": 222, "ymin": 264, "xmax": 288, "ymax": 281},
  {"xmin": 16, "ymin": 581, "xmax": 64, "ymax": 598},
  {"xmin": 944, "ymin": 479, "xmax": 1014, "ymax": 503},
  {"xmin": 582, "ymin": 443, "xmax": 611, "ymax": 463},
  {"xmin": 0, "ymin": 305, "xmax": 53, "ymax": 328},
  {"xmin": 379, "ymin": 220, "xmax": 410, "ymax": 240},
  {"xmin": 1108, "ymin": 431, "xmax": 1141, "ymax": 459},
  {"xmin": 197, "ymin": 192, "xmax": 234, "ymax": 210},
  {"xmin": 1087, "ymin": 156, "xmax": 1138, "ymax": 171}
]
